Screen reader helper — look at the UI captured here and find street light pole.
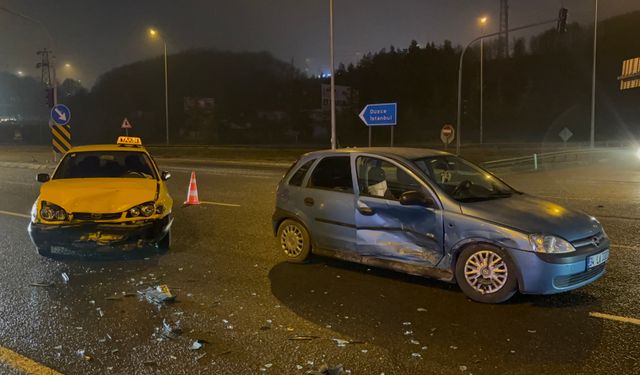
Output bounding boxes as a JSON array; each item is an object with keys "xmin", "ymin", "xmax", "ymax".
[
  {"xmin": 149, "ymin": 28, "xmax": 170, "ymax": 145},
  {"xmin": 456, "ymin": 17, "xmax": 559, "ymax": 155},
  {"xmin": 163, "ymin": 40, "xmax": 170, "ymax": 145},
  {"xmin": 479, "ymin": 17, "xmax": 487, "ymax": 144},
  {"xmin": 590, "ymin": 0, "xmax": 598, "ymax": 148},
  {"xmin": 329, "ymin": 0, "xmax": 336, "ymax": 150}
]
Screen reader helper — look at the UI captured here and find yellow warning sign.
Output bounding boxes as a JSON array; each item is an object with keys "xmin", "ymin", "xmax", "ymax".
[{"xmin": 51, "ymin": 125, "xmax": 71, "ymax": 154}]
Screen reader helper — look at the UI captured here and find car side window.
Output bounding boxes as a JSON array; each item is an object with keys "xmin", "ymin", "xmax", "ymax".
[
  {"xmin": 308, "ymin": 156, "xmax": 353, "ymax": 193},
  {"xmin": 356, "ymin": 156, "xmax": 422, "ymax": 200},
  {"xmin": 288, "ymin": 159, "xmax": 315, "ymax": 187}
]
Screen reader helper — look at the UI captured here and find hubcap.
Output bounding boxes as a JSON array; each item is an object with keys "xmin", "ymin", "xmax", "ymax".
[
  {"xmin": 464, "ymin": 250, "xmax": 508, "ymax": 295},
  {"xmin": 281, "ymin": 225, "xmax": 304, "ymax": 257}
]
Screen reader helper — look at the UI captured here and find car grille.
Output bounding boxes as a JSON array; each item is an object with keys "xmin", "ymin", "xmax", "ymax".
[
  {"xmin": 554, "ymin": 264, "xmax": 606, "ymax": 288},
  {"xmin": 571, "ymin": 232, "xmax": 605, "ymax": 250},
  {"xmin": 73, "ymin": 212, "xmax": 123, "ymax": 221}
]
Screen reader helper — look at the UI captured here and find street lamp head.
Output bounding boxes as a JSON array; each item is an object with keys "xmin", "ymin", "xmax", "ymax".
[
  {"xmin": 64, "ymin": 63, "xmax": 71, "ymax": 69},
  {"xmin": 479, "ymin": 16, "xmax": 488, "ymax": 25},
  {"xmin": 17, "ymin": 70, "xmax": 24, "ymax": 77},
  {"xmin": 148, "ymin": 28, "xmax": 158, "ymax": 37}
]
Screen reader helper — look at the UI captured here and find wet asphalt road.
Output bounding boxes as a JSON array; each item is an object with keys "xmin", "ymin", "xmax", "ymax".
[{"xmin": 0, "ymin": 152, "xmax": 639, "ymax": 374}]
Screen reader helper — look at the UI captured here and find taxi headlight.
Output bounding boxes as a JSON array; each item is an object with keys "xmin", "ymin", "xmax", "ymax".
[
  {"xmin": 129, "ymin": 207, "xmax": 141, "ymax": 217},
  {"xmin": 529, "ymin": 234, "xmax": 576, "ymax": 254},
  {"xmin": 127, "ymin": 202, "xmax": 157, "ymax": 218},
  {"xmin": 140, "ymin": 202, "xmax": 155, "ymax": 217},
  {"xmin": 40, "ymin": 201, "xmax": 67, "ymax": 222}
]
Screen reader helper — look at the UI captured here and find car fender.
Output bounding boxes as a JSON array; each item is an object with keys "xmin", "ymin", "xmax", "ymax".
[{"xmin": 444, "ymin": 211, "xmax": 531, "ymax": 286}]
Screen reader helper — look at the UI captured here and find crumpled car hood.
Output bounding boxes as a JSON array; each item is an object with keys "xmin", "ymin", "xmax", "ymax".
[
  {"xmin": 460, "ymin": 193, "xmax": 601, "ymax": 242},
  {"xmin": 39, "ymin": 178, "xmax": 158, "ymax": 213}
]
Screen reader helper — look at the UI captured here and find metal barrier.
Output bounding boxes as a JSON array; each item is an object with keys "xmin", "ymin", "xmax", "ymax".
[{"xmin": 481, "ymin": 148, "xmax": 622, "ymax": 171}]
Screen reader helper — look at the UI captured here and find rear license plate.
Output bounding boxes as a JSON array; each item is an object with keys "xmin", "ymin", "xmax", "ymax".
[{"xmin": 587, "ymin": 249, "xmax": 609, "ymax": 269}]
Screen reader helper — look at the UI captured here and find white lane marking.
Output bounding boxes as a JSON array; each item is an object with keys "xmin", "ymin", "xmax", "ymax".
[
  {"xmin": 199, "ymin": 200, "xmax": 241, "ymax": 208},
  {"xmin": 589, "ymin": 312, "xmax": 640, "ymax": 326},
  {"xmin": 0, "ymin": 210, "xmax": 30, "ymax": 219},
  {"xmin": 0, "ymin": 344, "xmax": 63, "ymax": 375},
  {"xmin": 612, "ymin": 244, "xmax": 640, "ymax": 250}
]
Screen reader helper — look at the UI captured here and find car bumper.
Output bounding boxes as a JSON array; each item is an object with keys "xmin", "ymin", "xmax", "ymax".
[
  {"xmin": 509, "ymin": 248, "xmax": 608, "ymax": 294},
  {"xmin": 28, "ymin": 215, "xmax": 172, "ymax": 250}
]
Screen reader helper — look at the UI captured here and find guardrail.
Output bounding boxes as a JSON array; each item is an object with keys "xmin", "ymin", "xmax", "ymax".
[{"xmin": 481, "ymin": 148, "xmax": 623, "ymax": 171}]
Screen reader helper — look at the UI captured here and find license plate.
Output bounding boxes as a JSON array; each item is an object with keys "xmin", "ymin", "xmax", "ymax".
[{"xmin": 587, "ymin": 249, "xmax": 609, "ymax": 269}]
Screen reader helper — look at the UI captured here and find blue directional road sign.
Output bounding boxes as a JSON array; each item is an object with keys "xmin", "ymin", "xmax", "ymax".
[
  {"xmin": 359, "ymin": 103, "xmax": 397, "ymax": 126},
  {"xmin": 51, "ymin": 104, "xmax": 71, "ymax": 126}
]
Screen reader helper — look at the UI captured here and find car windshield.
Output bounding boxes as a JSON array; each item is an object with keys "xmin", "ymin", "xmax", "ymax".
[
  {"xmin": 53, "ymin": 151, "xmax": 157, "ymax": 180},
  {"xmin": 413, "ymin": 156, "xmax": 515, "ymax": 202}
]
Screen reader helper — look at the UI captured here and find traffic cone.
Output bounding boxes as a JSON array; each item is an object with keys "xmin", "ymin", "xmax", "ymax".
[{"xmin": 184, "ymin": 171, "xmax": 200, "ymax": 205}]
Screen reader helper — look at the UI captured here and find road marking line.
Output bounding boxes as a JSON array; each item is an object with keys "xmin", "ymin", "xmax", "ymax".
[
  {"xmin": 199, "ymin": 200, "xmax": 241, "ymax": 208},
  {"xmin": 0, "ymin": 345, "xmax": 62, "ymax": 375},
  {"xmin": 612, "ymin": 244, "xmax": 640, "ymax": 250},
  {"xmin": 589, "ymin": 312, "xmax": 640, "ymax": 326},
  {"xmin": 0, "ymin": 210, "xmax": 30, "ymax": 219}
]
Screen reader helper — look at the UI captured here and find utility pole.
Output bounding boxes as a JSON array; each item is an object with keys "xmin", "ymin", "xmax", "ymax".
[
  {"xmin": 590, "ymin": 0, "xmax": 598, "ymax": 148},
  {"xmin": 499, "ymin": 0, "xmax": 509, "ymax": 58},
  {"xmin": 329, "ymin": 0, "xmax": 336, "ymax": 150},
  {"xmin": 36, "ymin": 49, "xmax": 58, "ymax": 106}
]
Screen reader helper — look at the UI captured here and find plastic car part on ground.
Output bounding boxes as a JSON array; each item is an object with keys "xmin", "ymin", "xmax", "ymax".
[{"xmin": 137, "ymin": 284, "xmax": 176, "ymax": 304}]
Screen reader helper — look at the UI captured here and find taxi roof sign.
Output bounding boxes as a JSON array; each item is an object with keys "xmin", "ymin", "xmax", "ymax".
[{"xmin": 117, "ymin": 136, "xmax": 142, "ymax": 146}]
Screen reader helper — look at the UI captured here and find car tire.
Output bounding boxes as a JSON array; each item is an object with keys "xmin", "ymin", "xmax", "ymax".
[
  {"xmin": 277, "ymin": 219, "xmax": 311, "ymax": 263},
  {"xmin": 36, "ymin": 245, "xmax": 52, "ymax": 257},
  {"xmin": 157, "ymin": 230, "xmax": 171, "ymax": 252},
  {"xmin": 455, "ymin": 244, "xmax": 518, "ymax": 304}
]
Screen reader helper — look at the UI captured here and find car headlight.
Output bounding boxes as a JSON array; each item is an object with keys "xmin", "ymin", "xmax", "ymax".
[
  {"xmin": 127, "ymin": 202, "xmax": 156, "ymax": 218},
  {"xmin": 140, "ymin": 202, "xmax": 155, "ymax": 217},
  {"xmin": 40, "ymin": 201, "xmax": 68, "ymax": 222},
  {"xmin": 529, "ymin": 234, "xmax": 576, "ymax": 254},
  {"xmin": 129, "ymin": 207, "xmax": 141, "ymax": 217}
]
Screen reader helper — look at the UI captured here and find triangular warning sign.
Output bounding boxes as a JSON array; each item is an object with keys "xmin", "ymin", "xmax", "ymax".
[{"xmin": 121, "ymin": 118, "xmax": 132, "ymax": 129}]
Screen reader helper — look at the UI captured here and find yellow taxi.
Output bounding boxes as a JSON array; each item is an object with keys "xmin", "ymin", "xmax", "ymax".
[{"xmin": 28, "ymin": 137, "xmax": 174, "ymax": 256}]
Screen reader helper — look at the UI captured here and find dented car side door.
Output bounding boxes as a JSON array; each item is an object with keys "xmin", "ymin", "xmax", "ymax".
[{"xmin": 353, "ymin": 155, "xmax": 444, "ymax": 267}]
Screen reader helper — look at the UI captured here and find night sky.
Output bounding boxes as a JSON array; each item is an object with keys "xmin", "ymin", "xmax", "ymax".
[{"xmin": 1, "ymin": 0, "xmax": 638, "ymax": 86}]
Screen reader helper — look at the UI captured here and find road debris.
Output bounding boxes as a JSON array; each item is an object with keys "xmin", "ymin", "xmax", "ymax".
[
  {"xmin": 459, "ymin": 365, "xmax": 468, "ymax": 372},
  {"xmin": 417, "ymin": 307, "xmax": 427, "ymax": 312},
  {"xmin": 30, "ymin": 282, "xmax": 53, "ymax": 287},
  {"xmin": 76, "ymin": 349, "xmax": 92, "ymax": 361},
  {"xmin": 309, "ymin": 363, "xmax": 346, "ymax": 375},
  {"xmin": 61, "ymin": 272, "xmax": 70, "ymax": 283},
  {"xmin": 161, "ymin": 319, "xmax": 182, "ymax": 339},
  {"xmin": 288, "ymin": 335, "xmax": 319, "ymax": 341},
  {"xmin": 411, "ymin": 353, "xmax": 422, "ymax": 359},
  {"xmin": 138, "ymin": 284, "xmax": 176, "ymax": 305},
  {"xmin": 190, "ymin": 339, "xmax": 207, "ymax": 350},
  {"xmin": 194, "ymin": 353, "xmax": 207, "ymax": 362}
]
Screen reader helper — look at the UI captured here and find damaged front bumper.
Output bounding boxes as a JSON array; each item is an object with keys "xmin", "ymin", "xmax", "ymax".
[{"xmin": 28, "ymin": 215, "xmax": 172, "ymax": 251}]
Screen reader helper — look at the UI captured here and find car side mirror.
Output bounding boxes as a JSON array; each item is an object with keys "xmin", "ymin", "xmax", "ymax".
[
  {"xmin": 161, "ymin": 171, "xmax": 171, "ymax": 181},
  {"xmin": 399, "ymin": 190, "xmax": 435, "ymax": 208},
  {"xmin": 36, "ymin": 173, "xmax": 50, "ymax": 183}
]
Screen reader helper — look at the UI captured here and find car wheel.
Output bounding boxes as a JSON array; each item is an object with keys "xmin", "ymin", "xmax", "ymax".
[
  {"xmin": 157, "ymin": 230, "xmax": 171, "ymax": 252},
  {"xmin": 277, "ymin": 219, "xmax": 311, "ymax": 263},
  {"xmin": 455, "ymin": 244, "xmax": 517, "ymax": 303},
  {"xmin": 36, "ymin": 245, "xmax": 52, "ymax": 257}
]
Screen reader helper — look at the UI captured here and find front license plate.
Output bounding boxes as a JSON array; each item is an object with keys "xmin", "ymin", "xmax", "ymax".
[{"xmin": 587, "ymin": 249, "xmax": 609, "ymax": 269}]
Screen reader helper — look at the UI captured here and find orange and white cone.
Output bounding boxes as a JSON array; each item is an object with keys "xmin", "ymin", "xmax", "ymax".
[{"xmin": 184, "ymin": 171, "xmax": 200, "ymax": 205}]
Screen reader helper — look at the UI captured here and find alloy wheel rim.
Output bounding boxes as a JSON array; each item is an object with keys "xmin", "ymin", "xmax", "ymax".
[
  {"xmin": 464, "ymin": 250, "xmax": 508, "ymax": 295},
  {"xmin": 281, "ymin": 225, "xmax": 304, "ymax": 257}
]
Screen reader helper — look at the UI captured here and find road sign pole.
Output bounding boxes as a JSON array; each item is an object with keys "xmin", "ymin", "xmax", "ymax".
[
  {"xmin": 164, "ymin": 40, "xmax": 170, "ymax": 145},
  {"xmin": 390, "ymin": 126, "xmax": 394, "ymax": 147},
  {"xmin": 368, "ymin": 127, "xmax": 372, "ymax": 147}
]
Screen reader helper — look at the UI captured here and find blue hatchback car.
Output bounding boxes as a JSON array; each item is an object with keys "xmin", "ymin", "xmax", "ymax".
[{"xmin": 272, "ymin": 148, "xmax": 609, "ymax": 303}]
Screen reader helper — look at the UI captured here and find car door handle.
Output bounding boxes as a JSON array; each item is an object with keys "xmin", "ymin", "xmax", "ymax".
[
  {"xmin": 358, "ymin": 206, "xmax": 375, "ymax": 216},
  {"xmin": 304, "ymin": 197, "xmax": 314, "ymax": 206}
]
